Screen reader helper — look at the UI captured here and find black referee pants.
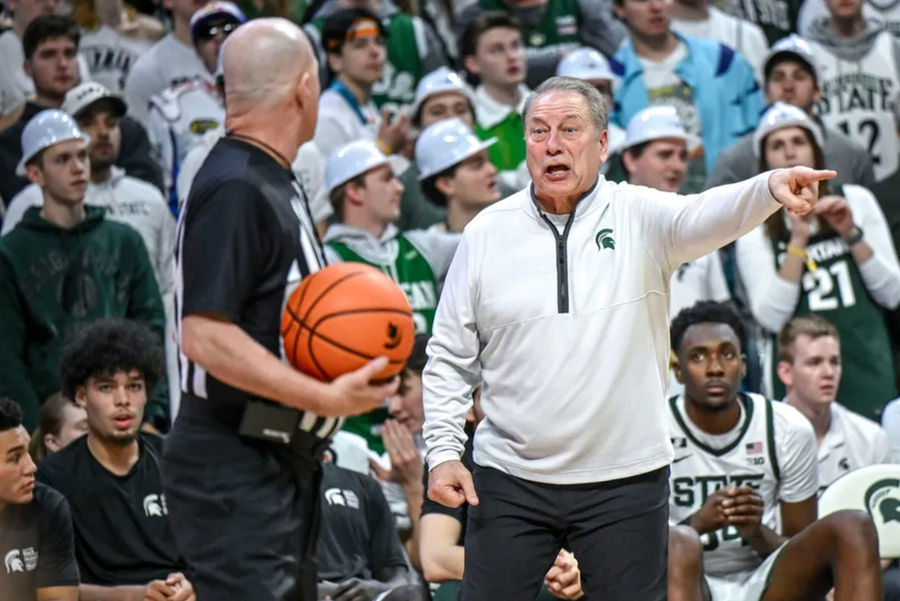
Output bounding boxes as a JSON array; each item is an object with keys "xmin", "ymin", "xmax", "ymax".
[
  {"xmin": 162, "ymin": 411, "xmax": 321, "ymax": 601},
  {"xmin": 461, "ymin": 465, "xmax": 669, "ymax": 601}
]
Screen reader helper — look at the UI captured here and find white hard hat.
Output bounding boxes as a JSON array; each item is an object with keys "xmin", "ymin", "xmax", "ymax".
[
  {"xmin": 623, "ymin": 106, "xmax": 699, "ymax": 151},
  {"xmin": 17, "ymin": 109, "xmax": 91, "ymax": 176},
  {"xmin": 415, "ymin": 118, "xmax": 496, "ymax": 180},
  {"xmin": 325, "ymin": 140, "xmax": 391, "ymax": 193},
  {"xmin": 753, "ymin": 101, "xmax": 824, "ymax": 158},
  {"xmin": 556, "ymin": 47, "xmax": 615, "ymax": 82},
  {"xmin": 410, "ymin": 67, "xmax": 475, "ymax": 124},
  {"xmin": 764, "ymin": 34, "xmax": 817, "ymax": 82},
  {"xmin": 62, "ymin": 82, "xmax": 127, "ymax": 119}
]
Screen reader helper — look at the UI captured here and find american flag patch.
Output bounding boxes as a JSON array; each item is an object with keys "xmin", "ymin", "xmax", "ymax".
[{"xmin": 746, "ymin": 441, "xmax": 763, "ymax": 455}]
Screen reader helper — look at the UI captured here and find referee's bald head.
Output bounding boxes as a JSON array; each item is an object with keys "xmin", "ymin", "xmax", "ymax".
[{"xmin": 221, "ymin": 18, "xmax": 320, "ymax": 136}]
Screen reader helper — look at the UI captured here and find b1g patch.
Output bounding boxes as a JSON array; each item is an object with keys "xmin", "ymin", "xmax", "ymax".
[{"xmin": 189, "ymin": 119, "xmax": 220, "ymax": 134}]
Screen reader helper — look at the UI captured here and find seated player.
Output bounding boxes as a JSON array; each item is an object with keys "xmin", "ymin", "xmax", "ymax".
[
  {"xmin": 28, "ymin": 393, "xmax": 87, "ymax": 462},
  {"xmin": 0, "ymin": 398, "xmax": 79, "ymax": 601},
  {"xmin": 415, "ymin": 117, "xmax": 500, "ymax": 234},
  {"xmin": 668, "ymin": 300, "xmax": 883, "ymax": 601},
  {"xmin": 36, "ymin": 318, "xmax": 195, "ymax": 601},
  {"xmin": 316, "ymin": 460, "xmax": 427, "ymax": 601},
  {"xmin": 620, "ymin": 105, "xmax": 729, "ymax": 320},
  {"xmin": 778, "ymin": 316, "xmax": 893, "ymax": 489}
]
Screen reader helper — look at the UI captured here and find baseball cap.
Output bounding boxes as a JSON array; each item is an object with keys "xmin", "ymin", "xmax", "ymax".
[
  {"xmin": 17, "ymin": 109, "xmax": 91, "ymax": 176},
  {"xmin": 415, "ymin": 118, "xmax": 496, "ymax": 180},
  {"xmin": 62, "ymin": 82, "xmax": 127, "ymax": 120},
  {"xmin": 753, "ymin": 101, "xmax": 824, "ymax": 157},
  {"xmin": 764, "ymin": 34, "xmax": 817, "ymax": 85},
  {"xmin": 190, "ymin": 1, "xmax": 246, "ymax": 40},
  {"xmin": 623, "ymin": 106, "xmax": 700, "ymax": 151}
]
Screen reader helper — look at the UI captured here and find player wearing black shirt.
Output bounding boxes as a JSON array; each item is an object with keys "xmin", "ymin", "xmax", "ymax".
[
  {"xmin": 0, "ymin": 398, "xmax": 78, "ymax": 601},
  {"xmin": 37, "ymin": 318, "xmax": 195, "ymax": 601},
  {"xmin": 316, "ymin": 462, "xmax": 426, "ymax": 601},
  {"xmin": 163, "ymin": 19, "xmax": 398, "ymax": 601}
]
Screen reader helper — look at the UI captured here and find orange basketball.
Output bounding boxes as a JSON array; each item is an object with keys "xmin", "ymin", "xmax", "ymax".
[{"xmin": 281, "ymin": 262, "xmax": 416, "ymax": 381}]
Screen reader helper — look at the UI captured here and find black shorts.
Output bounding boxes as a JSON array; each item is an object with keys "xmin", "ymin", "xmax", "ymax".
[
  {"xmin": 161, "ymin": 403, "xmax": 322, "ymax": 601},
  {"xmin": 461, "ymin": 465, "xmax": 669, "ymax": 601}
]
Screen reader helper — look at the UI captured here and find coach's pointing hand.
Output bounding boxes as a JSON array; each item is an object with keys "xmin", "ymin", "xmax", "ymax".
[
  {"xmin": 428, "ymin": 460, "xmax": 479, "ymax": 508},
  {"xmin": 325, "ymin": 357, "xmax": 399, "ymax": 416},
  {"xmin": 768, "ymin": 167, "xmax": 837, "ymax": 215}
]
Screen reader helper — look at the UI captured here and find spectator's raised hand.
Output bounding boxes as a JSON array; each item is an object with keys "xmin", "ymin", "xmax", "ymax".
[
  {"xmin": 768, "ymin": 167, "xmax": 836, "ymax": 215},
  {"xmin": 815, "ymin": 195, "xmax": 856, "ymax": 237},
  {"xmin": 370, "ymin": 419, "xmax": 423, "ymax": 488},
  {"xmin": 377, "ymin": 110, "xmax": 410, "ymax": 155}
]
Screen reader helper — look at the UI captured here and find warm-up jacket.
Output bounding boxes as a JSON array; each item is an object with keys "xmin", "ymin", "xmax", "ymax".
[
  {"xmin": 0, "ymin": 207, "xmax": 167, "ymax": 430},
  {"xmin": 611, "ymin": 33, "xmax": 766, "ymax": 174},
  {"xmin": 423, "ymin": 172, "xmax": 781, "ymax": 485}
]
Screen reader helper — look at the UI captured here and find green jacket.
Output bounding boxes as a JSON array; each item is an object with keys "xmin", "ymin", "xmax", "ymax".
[{"xmin": 0, "ymin": 206, "xmax": 168, "ymax": 431}]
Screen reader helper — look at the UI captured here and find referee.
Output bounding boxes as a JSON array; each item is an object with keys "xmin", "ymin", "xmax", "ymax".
[
  {"xmin": 422, "ymin": 77, "xmax": 835, "ymax": 601},
  {"xmin": 161, "ymin": 19, "xmax": 398, "ymax": 601}
]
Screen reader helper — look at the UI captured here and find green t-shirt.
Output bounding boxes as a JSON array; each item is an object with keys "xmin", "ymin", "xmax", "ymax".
[
  {"xmin": 769, "ymin": 230, "xmax": 897, "ymax": 419},
  {"xmin": 479, "ymin": 0, "xmax": 581, "ymax": 52},
  {"xmin": 329, "ymin": 233, "xmax": 439, "ymax": 452},
  {"xmin": 476, "ymin": 113, "xmax": 526, "ymax": 172}
]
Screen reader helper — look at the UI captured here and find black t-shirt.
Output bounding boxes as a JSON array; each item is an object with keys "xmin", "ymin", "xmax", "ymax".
[
  {"xmin": 0, "ymin": 482, "xmax": 79, "ymax": 601},
  {"xmin": 316, "ymin": 462, "xmax": 407, "ymax": 581},
  {"xmin": 177, "ymin": 137, "xmax": 336, "ymax": 434},
  {"xmin": 35, "ymin": 433, "xmax": 188, "ymax": 585},
  {"xmin": 421, "ymin": 437, "xmax": 474, "ymax": 545}
]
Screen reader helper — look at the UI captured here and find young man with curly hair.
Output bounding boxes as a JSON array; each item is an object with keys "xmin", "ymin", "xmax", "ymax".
[{"xmin": 36, "ymin": 318, "xmax": 195, "ymax": 601}]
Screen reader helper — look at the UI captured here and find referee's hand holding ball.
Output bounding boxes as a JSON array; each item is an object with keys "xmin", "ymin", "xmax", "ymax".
[{"xmin": 768, "ymin": 166, "xmax": 837, "ymax": 215}]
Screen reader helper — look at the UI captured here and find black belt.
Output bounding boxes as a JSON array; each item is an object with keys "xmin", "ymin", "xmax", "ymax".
[{"xmin": 179, "ymin": 393, "xmax": 332, "ymax": 465}]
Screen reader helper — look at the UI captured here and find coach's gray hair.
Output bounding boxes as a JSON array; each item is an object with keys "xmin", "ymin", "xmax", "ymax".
[{"xmin": 522, "ymin": 76, "xmax": 609, "ymax": 133}]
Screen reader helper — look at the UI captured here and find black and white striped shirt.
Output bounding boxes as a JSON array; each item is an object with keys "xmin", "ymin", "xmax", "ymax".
[{"xmin": 175, "ymin": 136, "xmax": 342, "ymax": 439}]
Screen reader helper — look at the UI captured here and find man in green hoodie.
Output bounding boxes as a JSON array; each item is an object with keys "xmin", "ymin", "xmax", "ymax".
[{"xmin": 0, "ymin": 110, "xmax": 167, "ymax": 432}]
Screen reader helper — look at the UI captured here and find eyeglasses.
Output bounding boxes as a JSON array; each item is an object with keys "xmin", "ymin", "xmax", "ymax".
[{"xmin": 195, "ymin": 21, "xmax": 239, "ymax": 42}]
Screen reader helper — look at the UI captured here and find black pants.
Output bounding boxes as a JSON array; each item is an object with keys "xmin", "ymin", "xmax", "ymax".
[
  {"xmin": 161, "ymin": 412, "xmax": 322, "ymax": 601},
  {"xmin": 461, "ymin": 465, "xmax": 669, "ymax": 601}
]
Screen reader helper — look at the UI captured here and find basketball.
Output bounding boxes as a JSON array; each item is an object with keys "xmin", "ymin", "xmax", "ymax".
[{"xmin": 281, "ymin": 262, "xmax": 416, "ymax": 382}]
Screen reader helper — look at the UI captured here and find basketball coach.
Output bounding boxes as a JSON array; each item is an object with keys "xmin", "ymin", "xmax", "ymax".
[
  {"xmin": 161, "ymin": 19, "xmax": 398, "ymax": 601},
  {"xmin": 422, "ymin": 77, "xmax": 835, "ymax": 601}
]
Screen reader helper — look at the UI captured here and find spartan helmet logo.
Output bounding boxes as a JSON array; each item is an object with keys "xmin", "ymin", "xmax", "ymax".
[
  {"xmin": 142, "ymin": 494, "xmax": 165, "ymax": 517},
  {"xmin": 4, "ymin": 550, "xmax": 24, "ymax": 573},
  {"xmin": 864, "ymin": 479, "xmax": 900, "ymax": 524},
  {"xmin": 384, "ymin": 322, "xmax": 402, "ymax": 350},
  {"xmin": 595, "ymin": 228, "xmax": 615, "ymax": 250}
]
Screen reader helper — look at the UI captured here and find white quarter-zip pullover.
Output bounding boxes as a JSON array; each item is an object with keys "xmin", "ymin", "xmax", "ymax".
[{"xmin": 423, "ymin": 172, "xmax": 781, "ymax": 484}]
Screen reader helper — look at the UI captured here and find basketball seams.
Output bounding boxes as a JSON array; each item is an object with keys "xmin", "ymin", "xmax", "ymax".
[{"xmin": 299, "ymin": 269, "xmax": 369, "ymax": 325}]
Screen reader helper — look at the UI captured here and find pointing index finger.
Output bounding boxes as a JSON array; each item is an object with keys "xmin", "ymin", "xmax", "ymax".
[{"xmin": 802, "ymin": 169, "xmax": 837, "ymax": 182}]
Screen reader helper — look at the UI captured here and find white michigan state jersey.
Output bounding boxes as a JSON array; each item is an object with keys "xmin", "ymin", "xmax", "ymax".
[
  {"xmin": 809, "ymin": 31, "xmax": 900, "ymax": 180},
  {"xmin": 668, "ymin": 393, "xmax": 819, "ymax": 576}
]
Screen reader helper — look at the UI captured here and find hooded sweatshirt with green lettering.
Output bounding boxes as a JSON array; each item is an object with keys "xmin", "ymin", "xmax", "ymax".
[{"xmin": 0, "ymin": 206, "xmax": 167, "ymax": 431}]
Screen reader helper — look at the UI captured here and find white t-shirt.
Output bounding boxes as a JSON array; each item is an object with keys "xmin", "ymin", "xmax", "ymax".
[
  {"xmin": 313, "ymin": 87, "xmax": 382, "ymax": 162},
  {"xmin": 671, "ymin": 7, "xmax": 769, "ymax": 83},
  {"xmin": 146, "ymin": 78, "xmax": 224, "ymax": 198},
  {"xmin": 123, "ymin": 33, "xmax": 208, "ymax": 125},
  {"xmin": 667, "ymin": 393, "xmax": 819, "ymax": 575},
  {"xmin": 0, "ymin": 30, "xmax": 35, "ymax": 107},
  {"xmin": 670, "ymin": 251, "xmax": 731, "ymax": 318},
  {"xmin": 816, "ymin": 401, "xmax": 893, "ymax": 490},
  {"xmin": 882, "ymin": 398, "xmax": 900, "ymax": 462},
  {"xmin": 79, "ymin": 25, "xmax": 154, "ymax": 95}
]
